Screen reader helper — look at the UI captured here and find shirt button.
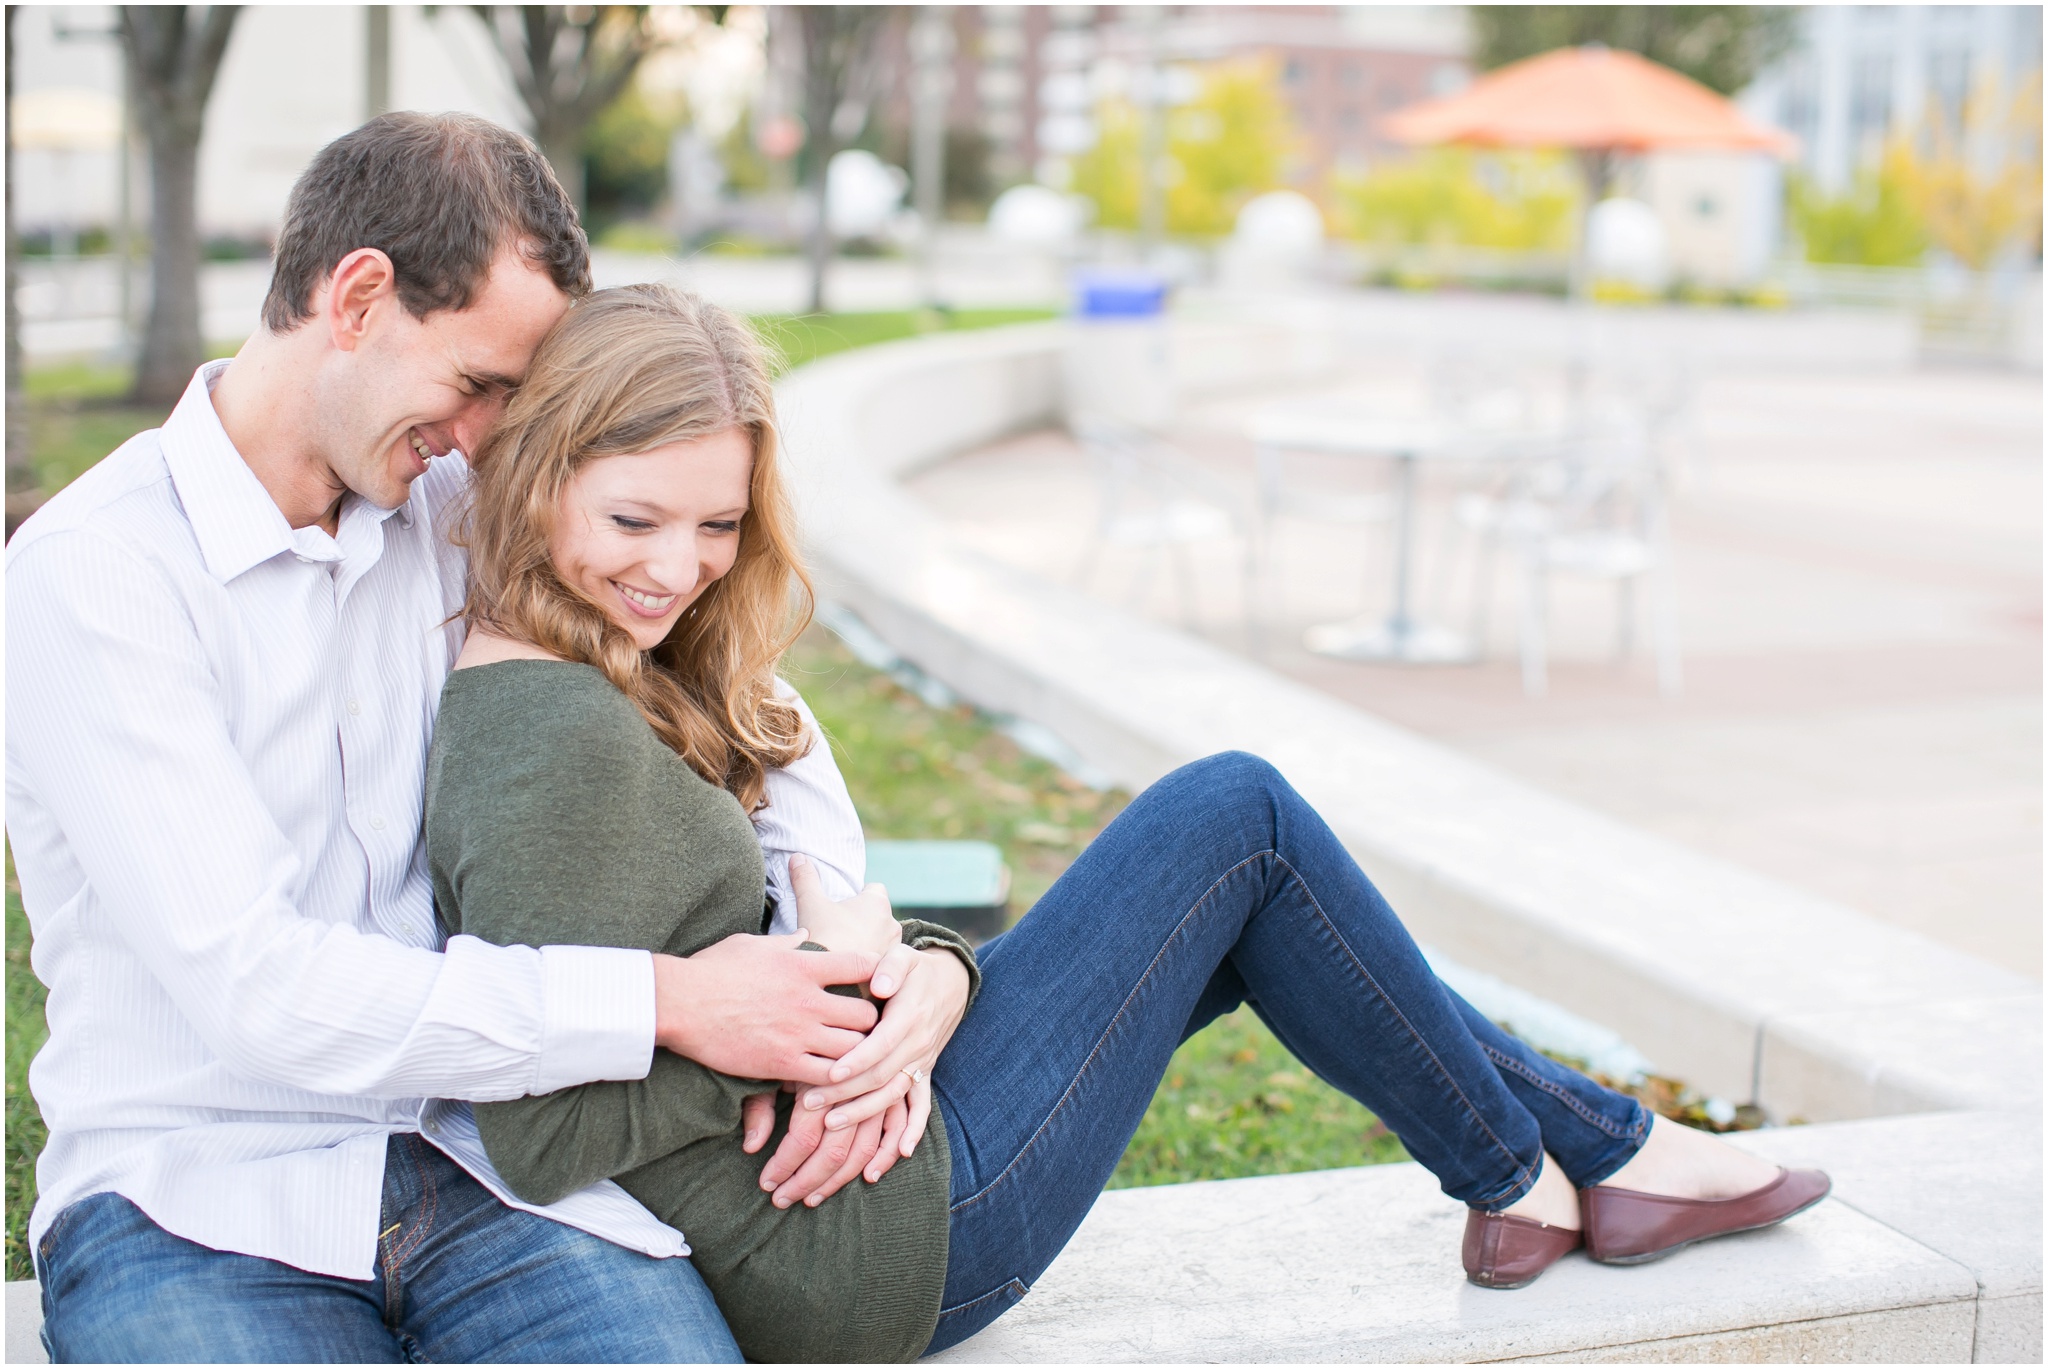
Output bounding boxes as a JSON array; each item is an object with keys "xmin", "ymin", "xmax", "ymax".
[
  {"xmin": 370, "ymin": 815, "xmax": 387, "ymax": 831},
  {"xmin": 346, "ymin": 699, "xmax": 362, "ymax": 716}
]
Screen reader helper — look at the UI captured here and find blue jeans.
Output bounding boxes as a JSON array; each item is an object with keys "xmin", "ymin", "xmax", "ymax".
[
  {"xmin": 927, "ymin": 752, "xmax": 1649, "ymax": 1354},
  {"xmin": 35, "ymin": 1132, "xmax": 741, "ymax": 1364}
]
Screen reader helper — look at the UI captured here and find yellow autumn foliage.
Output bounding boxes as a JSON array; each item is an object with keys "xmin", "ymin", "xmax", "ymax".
[
  {"xmin": 1071, "ymin": 58, "xmax": 1299, "ymax": 237},
  {"xmin": 1328, "ymin": 148, "xmax": 1577, "ymax": 252},
  {"xmin": 1891, "ymin": 74, "xmax": 2042, "ymax": 270}
]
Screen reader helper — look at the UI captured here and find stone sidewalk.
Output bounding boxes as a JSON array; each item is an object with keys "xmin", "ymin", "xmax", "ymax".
[{"xmin": 906, "ymin": 362, "xmax": 2042, "ymax": 978}]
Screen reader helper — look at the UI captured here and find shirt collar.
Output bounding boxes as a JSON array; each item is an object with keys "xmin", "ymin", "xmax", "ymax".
[{"xmin": 160, "ymin": 360, "xmax": 411, "ymax": 583}]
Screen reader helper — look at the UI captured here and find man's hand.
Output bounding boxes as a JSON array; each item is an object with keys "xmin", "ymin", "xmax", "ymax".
[
  {"xmin": 653, "ymin": 933, "xmax": 880, "ymax": 1084},
  {"xmin": 742, "ymin": 1086, "xmax": 911, "ymax": 1208},
  {"xmin": 737, "ymin": 946, "xmax": 971, "ymax": 1206}
]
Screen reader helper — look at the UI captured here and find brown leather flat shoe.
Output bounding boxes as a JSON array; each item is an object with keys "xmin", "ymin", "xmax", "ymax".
[
  {"xmin": 1463, "ymin": 1208, "xmax": 1583, "ymax": 1289},
  {"xmin": 1582, "ymin": 1167, "xmax": 1831, "ymax": 1265}
]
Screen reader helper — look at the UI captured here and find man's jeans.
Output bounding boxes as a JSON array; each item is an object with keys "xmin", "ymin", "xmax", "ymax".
[
  {"xmin": 927, "ymin": 752, "xmax": 1649, "ymax": 1353},
  {"xmin": 35, "ymin": 1133, "xmax": 741, "ymax": 1364}
]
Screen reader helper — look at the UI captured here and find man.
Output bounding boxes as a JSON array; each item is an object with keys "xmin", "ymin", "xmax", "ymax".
[{"xmin": 8, "ymin": 112, "xmax": 936, "ymax": 1362}]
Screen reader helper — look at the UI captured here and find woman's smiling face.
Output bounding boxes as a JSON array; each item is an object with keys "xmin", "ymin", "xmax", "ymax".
[{"xmin": 548, "ymin": 427, "xmax": 754, "ymax": 651}]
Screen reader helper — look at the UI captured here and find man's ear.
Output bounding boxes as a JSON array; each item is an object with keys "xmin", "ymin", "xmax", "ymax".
[{"xmin": 324, "ymin": 248, "xmax": 399, "ymax": 354}]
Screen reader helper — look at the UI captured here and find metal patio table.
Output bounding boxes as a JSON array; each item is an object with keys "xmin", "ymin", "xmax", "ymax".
[{"xmin": 1248, "ymin": 407, "xmax": 1558, "ymax": 665}]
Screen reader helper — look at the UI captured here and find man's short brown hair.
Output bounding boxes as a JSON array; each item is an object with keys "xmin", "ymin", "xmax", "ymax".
[{"xmin": 261, "ymin": 112, "xmax": 591, "ymax": 333}]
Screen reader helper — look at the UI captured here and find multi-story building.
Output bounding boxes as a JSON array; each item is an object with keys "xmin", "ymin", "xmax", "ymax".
[
  {"xmin": 1744, "ymin": 5, "xmax": 2044, "ymax": 194},
  {"xmin": 870, "ymin": 5, "xmax": 1470, "ymax": 201},
  {"xmin": 1094, "ymin": 5, "xmax": 1470, "ymax": 180}
]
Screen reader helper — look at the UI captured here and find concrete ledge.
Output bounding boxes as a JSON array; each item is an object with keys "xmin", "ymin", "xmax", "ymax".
[
  {"xmin": 8, "ymin": 1278, "xmax": 40, "ymax": 1365},
  {"xmin": 1760, "ymin": 997, "xmax": 2047, "ymax": 1122},
  {"xmin": 927, "ymin": 1115, "xmax": 2006, "ymax": 1363},
  {"xmin": 1735, "ymin": 1109, "xmax": 2043, "ymax": 1362},
  {"xmin": 1512, "ymin": 1308, "xmax": 1972, "ymax": 1364},
  {"xmin": 8, "ymin": 1112, "xmax": 2032, "ymax": 1363}
]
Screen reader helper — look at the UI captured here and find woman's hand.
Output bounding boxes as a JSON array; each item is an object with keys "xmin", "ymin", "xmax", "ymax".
[
  {"xmin": 789, "ymin": 855, "xmax": 901, "ymax": 959},
  {"xmin": 799, "ymin": 945, "xmax": 971, "ymax": 1151}
]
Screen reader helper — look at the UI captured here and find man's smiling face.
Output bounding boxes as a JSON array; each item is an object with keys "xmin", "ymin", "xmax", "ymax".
[{"xmin": 323, "ymin": 245, "xmax": 571, "ymax": 510}]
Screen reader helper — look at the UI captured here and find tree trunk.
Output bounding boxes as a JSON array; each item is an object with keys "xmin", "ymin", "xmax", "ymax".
[
  {"xmin": 121, "ymin": 6, "xmax": 240, "ymax": 405},
  {"xmin": 365, "ymin": 5, "xmax": 391, "ymax": 119},
  {"xmin": 543, "ymin": 134, "xmax": 587, "ymax": 217},
  {"xmin": 803, "ymin": 69, "xmax": 834, "ymax": 315},
  {"xmin": 135, "ymin": 129, "xmax": 204, "ymax": 402},
  {"xmin": 6, "ymin": 4, "xmax": 39, "ymax": 535},
  {"xmin": 468, "ymin": 6, "xmax": 654, "ymax": 220},
  {"xmin": 803, "ymin": 211, "xmax": 830, "ymax": 313}
]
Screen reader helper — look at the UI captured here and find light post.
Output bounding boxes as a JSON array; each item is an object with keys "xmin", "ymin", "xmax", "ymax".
[
  {"xmin": 1136, "ymin": 6, "xmax": 1165, "ymax": 257},
  {"xmin": 910, "ymin": 6, "xmax": 953, "ymax": 309}
]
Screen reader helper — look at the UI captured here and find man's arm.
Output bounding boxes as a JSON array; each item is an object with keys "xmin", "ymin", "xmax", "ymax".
[
  {"xmin": 7, "ymin": 531, "xmax": 658, "ymax": 1100},
  {"xmin": 653, "ymin": 934, "xmax": 878, "ymax": 1082}
]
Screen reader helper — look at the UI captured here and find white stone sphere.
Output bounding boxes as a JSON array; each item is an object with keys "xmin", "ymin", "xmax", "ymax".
[
  {"xmin": 827, "ymin": 150, "xmax": 909, "ymax": 239},
  {"xmin": 988, "ymin": 184, "xmax": 1090, "ymax": 246},
  {"xmin": 1232, "ymin": 190, "xmax": 1325, "ymax": 258},
  {"xmin": 1586, "ymin": 197, "xmax": 1669, "ymax": 290}
]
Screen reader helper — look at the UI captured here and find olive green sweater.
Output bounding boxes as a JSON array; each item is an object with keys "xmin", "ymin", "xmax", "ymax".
[{"xmin": 424, "ymin": 661, "xmax": 972, "ymax": 1363}]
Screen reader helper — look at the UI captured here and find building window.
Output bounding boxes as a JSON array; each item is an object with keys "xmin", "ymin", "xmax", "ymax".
[
  {"xmin": 1340, "ymin": 61, "xmax": 1363, "ymax": 90},
  {"xmin": 1284, "ymin": 56, "xmax": 1308, "ymax": 87}
]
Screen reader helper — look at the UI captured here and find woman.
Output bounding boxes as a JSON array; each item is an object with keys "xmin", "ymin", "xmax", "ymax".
[{"xmin": 426, "ymin": 284, "xmax": 1828, "ymax": 1363}]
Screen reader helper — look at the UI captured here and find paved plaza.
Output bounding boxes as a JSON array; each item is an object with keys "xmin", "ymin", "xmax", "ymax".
[{"xmin": 907, "ymin": 345, "xmax": 2042, "ymax": 979}]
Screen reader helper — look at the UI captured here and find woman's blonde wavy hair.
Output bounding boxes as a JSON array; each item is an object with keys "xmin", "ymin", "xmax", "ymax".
[{"xmin": 460, "ymin": 283, "xmax": 812, "ymax": 812}]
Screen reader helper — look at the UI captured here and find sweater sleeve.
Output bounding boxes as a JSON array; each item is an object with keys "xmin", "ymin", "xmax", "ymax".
[
  {"xmin": 437, "ymin": 688, "xmax": 763, "ymax": 1206},
  {"xmin": 897, "ymin": 919, "xmax": 983, "ymax": 1008}
]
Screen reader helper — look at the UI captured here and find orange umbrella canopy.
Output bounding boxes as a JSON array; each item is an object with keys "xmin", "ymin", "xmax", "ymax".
[{"xmin": 1381, "ymin": 45, "xmax": 1795, "ymax": 155}]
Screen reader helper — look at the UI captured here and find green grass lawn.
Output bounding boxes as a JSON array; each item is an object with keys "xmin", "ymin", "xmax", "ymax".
[
  {"xmin": 6, "ymin": 857, "xmax": 48, "ymax": 1281},
  {"xmin": 22, "ymin": 359, "xmax": 180, "ymax": 494},
  {"xmin": 784, "ymin": 629, "xmax": 1408, "ymax": 1191},
  {"xmin": 14, "ymin": 311, "xmax": 1056, "ymax": 500},
  {"xmin": 751, "ymin": 308, "xmax": 1055, "ymax": 376}
]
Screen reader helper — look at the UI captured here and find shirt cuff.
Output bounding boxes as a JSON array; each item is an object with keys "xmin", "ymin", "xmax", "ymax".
[{"xmin": 532, "ymin": 945, "xmax": 657, "ymax": 1094}]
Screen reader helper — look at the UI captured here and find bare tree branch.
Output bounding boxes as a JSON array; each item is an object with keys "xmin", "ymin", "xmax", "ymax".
[{"xmin": 470, "ymin": 5, "xmax": 660, "ymax": 210}]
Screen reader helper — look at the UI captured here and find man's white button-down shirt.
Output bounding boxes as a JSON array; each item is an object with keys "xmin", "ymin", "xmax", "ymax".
[{"xmin": 7, "ymin": 361, "xmax": 866, "ymax": 1280}]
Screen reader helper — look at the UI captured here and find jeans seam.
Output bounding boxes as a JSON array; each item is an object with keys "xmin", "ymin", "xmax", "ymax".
[
  {"xmin": 381, "ymin": 1137, "xmax": 439, "ymax": 1328},
  {"xmin": 1270, "ymin": 853, "xmax": 1538, "ymax": 1203},
  {"xmin": 938, "ymin": 1276, "xmax": 1028, "ymax": 1320},
  {"xmin": 1481, "ymin": 1041, "xmax": 1642, "ymax": 1140},
  {"xmin": 948, "ymin": 850, "xmax": 1273, "ymax": 1215},
  {"xmin": 36, "ymin": 1196, "xmax": 86, "ymax": 1267}
]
